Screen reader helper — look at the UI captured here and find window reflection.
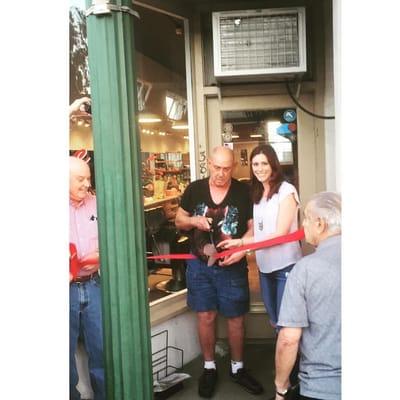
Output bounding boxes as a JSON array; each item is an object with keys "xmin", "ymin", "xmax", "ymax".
[
  {"xmin": 132, "ymin": 4, "xmax": 192, "ymax": 301},
  {"xmin": 133, "ymin": 4, "xmax": 191, "ymax": 205}
]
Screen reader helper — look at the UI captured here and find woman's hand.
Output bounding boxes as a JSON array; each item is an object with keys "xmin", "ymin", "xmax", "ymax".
[
  {"xmin": 216, "ymin": 238, "xmax": 242, "ymax": 250},
  {"xmin": 218, "ymin": 250, "xmax": 247, "ymax": 267},
  {"xmin": 217, "ymin": 238, "xmax": 246, "ymax": 267}
]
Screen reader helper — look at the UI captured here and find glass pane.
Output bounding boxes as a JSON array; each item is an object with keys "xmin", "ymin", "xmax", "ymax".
[{"xmin": 132, "ymin": 4, "xmax": 192, "ymax": 302}]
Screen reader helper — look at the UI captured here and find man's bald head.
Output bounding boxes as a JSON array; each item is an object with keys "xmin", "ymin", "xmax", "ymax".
[
  {"xmin": 208, "ymin": 146, "xmax": 235, "ymax": 188},
  {"xmin": 70, "ymin": 156, "xmax": 91, "ymax": 203},
  {"xmin": 70, "ymin": 156, "xmax": 90, "ymax": 174},
  {"xmin": 210, "ymin": 146, "xmax": 234, "ymax": 165}
]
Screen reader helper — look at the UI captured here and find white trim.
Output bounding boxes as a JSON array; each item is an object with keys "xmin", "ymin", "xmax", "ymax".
[
  {"xmin": 132, "ymin": 0, "xmax": 185, "ymax": 20},
  {"xmin": 149, "ymin": 289, "xmax": 188, "ymax": 326},
  {"xmin": 184, "ymin": 18, "xmax": 197, "ymax": 182}
]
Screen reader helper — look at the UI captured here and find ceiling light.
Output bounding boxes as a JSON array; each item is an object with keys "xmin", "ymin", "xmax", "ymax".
[
  {"xmin": 172, "ymin": 121, "xmax": 188, "ymax": 130},
  {"xmin": 231, "ymin": 134, "xmax": 240, "ymax": 139},
  {"xmin": 183, "ymin": 136, "xmax": 189, "ymax": 139},
  {"xmin": 138, "ymin": 112, "xmax": 162, "ymax": 123},
  {"xmin": 250, "ymin": 134, "xmax": 263, "ymax": 138}
]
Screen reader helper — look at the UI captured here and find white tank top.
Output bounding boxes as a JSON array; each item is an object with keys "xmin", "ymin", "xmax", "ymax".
[{"xmin": 254, "ymin": 181, "xmax": 302, "ymax": 273}]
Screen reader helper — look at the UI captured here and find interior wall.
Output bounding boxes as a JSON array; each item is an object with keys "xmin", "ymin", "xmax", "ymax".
[
  {"xmin": 232, "ymin": 142, "xmax": 259, "ymax": 180},
  {"xmin": 141, "ymin": 134, "xmax": 189, "ymax": 153},
  {"xmin": 70, "ymin": 125, "xmax": 190, "ymax": 154},
  {"xmin": 70, "ymin": 126, "xmax": 93, "ymax": 150}
]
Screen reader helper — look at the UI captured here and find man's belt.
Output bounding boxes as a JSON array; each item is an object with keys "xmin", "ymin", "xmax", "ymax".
[{"xmin": 71, "ymin": 272, "xmax": 99, "ymax": 283}]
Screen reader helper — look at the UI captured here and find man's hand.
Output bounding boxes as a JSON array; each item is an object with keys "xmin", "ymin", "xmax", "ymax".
[
  {"xmin": 69, "ymin": 96, "xmax": 91, "ymax": 117},
  {"xmin": 216, "ymin": 237, "xmax": 247, "ymax": 266},
  {"xmin": 275, "ymin": 328, "xmax": 301, "ymax": 400},
  {"xmin": 80, "ymin": 251, "xmax": 100, "ymax": 273},
  {"xmin": 274, "ymin": 382, "xmax": 291, "ymax": 400},
  {"xmin": 192, "ymin": 216, "xmax": 212, "ymax": 231}
]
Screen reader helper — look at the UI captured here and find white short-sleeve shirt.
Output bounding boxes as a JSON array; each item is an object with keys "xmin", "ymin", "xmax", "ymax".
[{"xmin": 254, "ymin": 181, "xmax": 302, "ymax": 273}]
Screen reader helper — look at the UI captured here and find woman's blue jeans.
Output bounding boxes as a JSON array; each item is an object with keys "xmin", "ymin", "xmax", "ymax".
[
  {"xmin": 70, "ymin": 276, "xmax": 105, "ymax": 400},
  {"xmin": 259, "ymin": 264, "xmax": 295, "ymax": 328}
]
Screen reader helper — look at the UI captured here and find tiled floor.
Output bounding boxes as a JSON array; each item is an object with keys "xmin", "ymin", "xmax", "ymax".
[{"xmin": 166, "ymin": 339, "xmax": 276, "ymax": 399}]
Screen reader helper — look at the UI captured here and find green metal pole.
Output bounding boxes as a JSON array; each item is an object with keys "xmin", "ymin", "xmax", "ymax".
[{"xmin": 85, "ymin": 1, "xmax": 153, "ymax": 399}]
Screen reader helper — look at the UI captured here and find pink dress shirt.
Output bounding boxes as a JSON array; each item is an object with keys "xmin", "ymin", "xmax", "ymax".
[{"xmin": 70, "ymin": 193, "xmax": 99, "ymax": 277}]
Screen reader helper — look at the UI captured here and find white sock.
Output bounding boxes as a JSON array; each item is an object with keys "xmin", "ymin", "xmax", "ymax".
[
  {"xmin": 204, "ymin": 360, "xmax": 216, "ymax": 370},
  {"xmin": 231, "ymin": 360, "xmax": 243, "ymax": 374}
]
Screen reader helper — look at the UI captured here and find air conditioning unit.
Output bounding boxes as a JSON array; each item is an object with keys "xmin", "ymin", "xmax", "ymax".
[{"xmin": 212, "ymin": 7, "xmax": 307, "ymax": 82}]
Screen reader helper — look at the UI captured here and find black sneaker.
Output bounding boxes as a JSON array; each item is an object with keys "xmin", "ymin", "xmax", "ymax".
[
  {"xmin": 198, "ymin": 368, "xmax": 218, "ymax": 398},
  {"xmin": 230, "ymin": 368, "xmax": 264, "ymax": 395}
]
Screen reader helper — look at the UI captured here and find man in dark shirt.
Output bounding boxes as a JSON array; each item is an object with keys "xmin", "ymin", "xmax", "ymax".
[{"xmin": 175, "ymin": 146, "xmax": 263, "ymax": 398}]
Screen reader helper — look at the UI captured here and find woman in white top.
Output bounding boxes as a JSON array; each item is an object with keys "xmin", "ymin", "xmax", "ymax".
[{"xmin": 218, "ymin": 144, "xmax": 302, "ymax": 329}]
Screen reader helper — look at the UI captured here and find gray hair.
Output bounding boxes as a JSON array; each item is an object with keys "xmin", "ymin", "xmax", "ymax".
[{"xmin": 308, "ymin": 191, "xmax": 341, "ymax": 233}]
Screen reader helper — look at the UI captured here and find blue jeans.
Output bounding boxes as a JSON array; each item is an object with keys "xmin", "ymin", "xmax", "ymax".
[
  {"xmin": 70, "ymin": 276, "xmax": 105, "ymax": 400},
  {"xmin": 259, "ymin": 264, "xmax": 294, "ymax": 327}
]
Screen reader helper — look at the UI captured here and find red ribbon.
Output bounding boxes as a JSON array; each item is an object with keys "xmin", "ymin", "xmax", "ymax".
[
  {"xmin": 69, "ymin": 242, "xmax": 99, "ymax": 278},
  {"xmin": 69, "ymin": 243, "xmax": 80, "ymax": 279},
  {"xmin": 147, "ymin": 228, "xmax": 305, "ymax": 261}
]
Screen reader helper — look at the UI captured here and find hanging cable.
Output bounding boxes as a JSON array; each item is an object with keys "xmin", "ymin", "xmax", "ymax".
[{"xmin": 285, "ymin": 80, "xmax": 335, "ymax": 120}]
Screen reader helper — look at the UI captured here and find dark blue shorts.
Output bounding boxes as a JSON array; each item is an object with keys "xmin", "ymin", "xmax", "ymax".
[{"xmin": 186, "ymin": 257, "xmax": 249, "ymax": 318}]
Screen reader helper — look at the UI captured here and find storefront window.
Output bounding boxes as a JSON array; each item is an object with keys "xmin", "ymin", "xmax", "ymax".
[
  {"xmin": 69, "ymin": 1, "xmax": 194, "ymax": 306},
  {"xmin": 133, "ymin": 3, "xmax": 192, "ymax": 303},
  {"xmin": 133, "ymin": 4, "xmax": 191, "ymax": 207}
]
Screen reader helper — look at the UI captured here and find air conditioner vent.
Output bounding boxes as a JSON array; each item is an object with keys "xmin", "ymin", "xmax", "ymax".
[{"xmin": 213, "ymin": 7, "xmax": 307, "ymax": 81}]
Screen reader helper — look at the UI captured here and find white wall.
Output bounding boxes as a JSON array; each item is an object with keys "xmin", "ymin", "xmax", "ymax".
[
  {"xmin": 151, "ymin": 310, "xmax": 201, "ymax": 372},
  {"xmin": 323, "ymin": 0, "xmax": 338, "ymax": 191},
  {"xmin": 75, "ymin": 309, "xmax": 201, "ymax": 397}
]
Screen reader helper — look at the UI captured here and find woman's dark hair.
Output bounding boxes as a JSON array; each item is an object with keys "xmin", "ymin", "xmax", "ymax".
[{"xmin": 250, "ymin": 144, "xmax": 284, "ymax": 204}]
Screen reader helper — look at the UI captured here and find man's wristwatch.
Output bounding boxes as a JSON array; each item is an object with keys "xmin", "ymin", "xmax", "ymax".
[{"xmin": 276, "ymin": 387, "xmax": 290, "ymax": 397}]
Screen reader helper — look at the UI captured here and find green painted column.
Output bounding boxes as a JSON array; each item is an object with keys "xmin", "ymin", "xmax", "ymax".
[{"xmin": 85, "ymin": 1, "xmax": 153, "ymax": 399}]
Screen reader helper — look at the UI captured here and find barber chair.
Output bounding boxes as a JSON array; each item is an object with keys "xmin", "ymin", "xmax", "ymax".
[{"xmin": 144, "ymin": 206, "xmax": 189, "ymax": 293}]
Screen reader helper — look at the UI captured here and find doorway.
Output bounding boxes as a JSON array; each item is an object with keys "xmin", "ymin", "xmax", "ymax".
[
  {"xmin": 222, "ymin": 109, "xmax": 299, "ymax": 191},
  {"xmin": 219, "ymin": 109, "xmax": 299, "ymax": 338}
]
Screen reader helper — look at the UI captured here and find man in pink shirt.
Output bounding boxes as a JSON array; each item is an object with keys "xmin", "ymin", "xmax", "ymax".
[{"xmin": 70, "ymin": 155, "xmax": 105, "ymax": 400}]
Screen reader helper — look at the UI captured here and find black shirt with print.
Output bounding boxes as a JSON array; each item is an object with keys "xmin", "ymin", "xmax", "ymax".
[{"xmin": 180, "ymin": 178, "xmax": 252, "ymax": 263}]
